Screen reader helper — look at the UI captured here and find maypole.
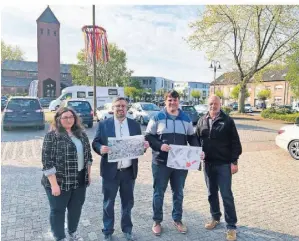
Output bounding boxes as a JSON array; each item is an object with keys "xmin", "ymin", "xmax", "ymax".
[{"xmin": 82, "ymin": 5, "xmax": 109, "ymax": 115}]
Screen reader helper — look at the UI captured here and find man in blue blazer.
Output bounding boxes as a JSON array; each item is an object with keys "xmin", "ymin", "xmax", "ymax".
[{"xmin": 92, "ymin": 97, "xmax": 149, "ymax": 241}]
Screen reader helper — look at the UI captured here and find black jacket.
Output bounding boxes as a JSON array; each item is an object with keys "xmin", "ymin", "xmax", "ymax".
[{"xmin": 196, "ymin": 111, "xmax": 242, "ymax": 165}]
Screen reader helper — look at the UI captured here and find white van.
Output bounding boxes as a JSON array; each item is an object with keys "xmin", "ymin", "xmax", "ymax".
[{"xmin": 49, "ymin": 86, "xmax": 125, "ymax": 111}]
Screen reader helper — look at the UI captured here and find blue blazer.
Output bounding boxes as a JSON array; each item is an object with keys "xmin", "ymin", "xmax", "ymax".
[{"xmin": 92, "ymin": 117, "xmax": 142, "ymax": 180}]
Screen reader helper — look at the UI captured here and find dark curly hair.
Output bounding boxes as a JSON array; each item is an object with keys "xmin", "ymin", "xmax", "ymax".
[{"xmin": 50, "ymin": 107, "xmax": 84, "ymax": 138}]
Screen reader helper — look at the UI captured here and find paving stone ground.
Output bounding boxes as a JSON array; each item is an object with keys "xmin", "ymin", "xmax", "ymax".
[{"xmin": 1, "ymin": 119, "xmax": 299, "ymax": 241}]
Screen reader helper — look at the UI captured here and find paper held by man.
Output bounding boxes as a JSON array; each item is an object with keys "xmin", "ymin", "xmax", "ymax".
[
  {"xmin": 108, "ymin": 135, "xmax": 145, "ymax": 162},
  {"xmin": 167, "ymin": 144, "xmax": 202, "ymax": 170}
]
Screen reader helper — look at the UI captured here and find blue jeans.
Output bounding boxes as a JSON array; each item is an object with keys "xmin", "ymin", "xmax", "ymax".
[
  {"xmin": 102, "ymin": 168, "xmax": 135, "ymax": 235},
  {"xmin": 152, "ymin": 163, "xmax": 188, "ymax": 223},
  {"xmin": 203, "ymin": 163, "xmax": 237, "ymax": 229},
  {"xmin": 45, "ymin": 186, "xmax": 86, "ymax": 241}
]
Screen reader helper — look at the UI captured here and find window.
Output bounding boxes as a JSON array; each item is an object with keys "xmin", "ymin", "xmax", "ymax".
[
  {"xmin": 47, "ymin": 29, "xmax": 50, "ymax": 36},
  {"xmin": 77, "ymin": 91, "xmax": 86, "ymax": 98},
  {"xmin": 149, "ymin": 79, "xmax": 152, "ymax": 85},
  {"xmin": 29, "ymin": 72, "xmax": 38, "ymax": 77},
  {"xmin": 40, "ymin": 28, "xmax": 43, "ymax": 35},
  {"xmin": 88, "ymin": 91, "xmax": 93, "ymax": 97},
  {"xmin": 265, "ymin": 86, "xmax": 271, "ymax": 90},
  {"xmin": 108, "ymin": 89, "xmax": 118, "ymax": 95},
  {"xmin": 275, "ymin": 85, "xmax": 283, "ymax": 90},
  {"xmin": 54, "ymin": 31, "xmax": 57, "ymax": 36},
  {"xmin": 67, "ymin": 101, "xmax": 91, "ymax": 110},
  {"xmin": 60, "ymin": 93, "xmax": 72, "ymax": 100}
]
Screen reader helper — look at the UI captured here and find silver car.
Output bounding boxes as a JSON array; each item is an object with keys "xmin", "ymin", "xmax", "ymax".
[{"xmin": 129, "ymin": 102, "xmax": 160, "ymax": 125}]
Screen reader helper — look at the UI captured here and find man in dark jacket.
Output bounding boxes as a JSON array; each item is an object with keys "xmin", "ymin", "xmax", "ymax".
[
  {"xmin": 92, "ymin": 97, "xmax": 149, "ymax": 241},
  {"xmin": 145, "ymin": 90, "xmax": 200, "ymax": 236},
  {"xmin": 196, "ymin": 95, "xmax": 242, "ymax": 241}
]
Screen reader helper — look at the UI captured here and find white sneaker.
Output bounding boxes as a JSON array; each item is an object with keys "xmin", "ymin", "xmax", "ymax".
[{"xmin": 69, "ymin": 231, "xmax": 84, "ymax": 241}]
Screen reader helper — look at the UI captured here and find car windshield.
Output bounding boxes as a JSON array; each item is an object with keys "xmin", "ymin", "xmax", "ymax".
[
  {"xmin": 182, "ymin": 106, "xmax": 196, "ymax": 112},
  {"xmin": 7, "ymin": 99, "xmax": 41, "ymax": 110},
  {"xmin": 68, "ymin": 101, "xmax": 91, "ymax": 110},
  {"xmin": 141, "ymin": 103, "xmax": 160, "ymax": 111}
]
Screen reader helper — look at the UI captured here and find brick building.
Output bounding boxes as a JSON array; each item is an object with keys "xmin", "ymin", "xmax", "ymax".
[
  {"xmin": 1, "ymin": 6, "xmax": 71, "ymax": 97},
  {"xmin": 210, "ymin": 69, "xmax": 295, "ymax": 107}
]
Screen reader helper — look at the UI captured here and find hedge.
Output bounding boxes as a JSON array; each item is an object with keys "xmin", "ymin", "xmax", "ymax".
[
  {"xmin": 261, "ymin": 108, "xmax": 299, "ymax": 123},
  {"xmin": 222, "ymin": 106, "xmax": 232, "ymax": 115}
]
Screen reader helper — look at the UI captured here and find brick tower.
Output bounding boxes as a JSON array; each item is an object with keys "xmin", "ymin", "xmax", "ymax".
[{"xmin": 36, "ymin": 6, "xmax": 60, "ymax": 98}]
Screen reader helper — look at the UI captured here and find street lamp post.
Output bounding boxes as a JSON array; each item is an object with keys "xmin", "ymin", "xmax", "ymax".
[{"xmin": 209, "ymin": 60, "xmax": 221, "ymax": 94}]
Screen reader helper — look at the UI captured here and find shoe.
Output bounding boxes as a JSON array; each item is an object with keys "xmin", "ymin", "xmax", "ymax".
[
  {"xmin": 104, "ymin": 234, "xmax": 112, "ymax": 241},
  {"xmin": 69, "ymin": 231, "xmax": 84, "ymax": 241},
  {"xmin": 173, "ymin": 221, "xmax": 187, "ymax": 234},
  {"xmin": 124, "ymin": 232, "xmax": 136, "ymax": 241},
  {"xmin": 205, "ymin": 219, "xmax": 220, "ymax": 230},
  {"xmin": 226, "ymin": 229, "xmax": 237, "ymax": 241},
  {"xmin": 152, "ymin": 222, "xmax": 162, "ymax": 236}
]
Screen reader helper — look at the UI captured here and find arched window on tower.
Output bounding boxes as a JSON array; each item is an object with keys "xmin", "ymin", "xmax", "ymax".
[
  {"xmin": 54, "ymin": 31, "xmax": 56, "ymax": 36},
  {"xmin": 40, "ymin": 28, "xmax": 43, "ymax": 35},
  {"xmin": 47, "ymin": 29, "xmax": 50, "ymax": 36}
]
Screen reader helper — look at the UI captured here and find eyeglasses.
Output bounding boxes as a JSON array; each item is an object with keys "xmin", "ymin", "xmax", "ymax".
[
  {"xmin": 114, "ymin": 105, "xmax": 127, "ymax": 109},
  {"xmin": 61, "ymin": 116, "xmax": 74, "ymax": 120}
]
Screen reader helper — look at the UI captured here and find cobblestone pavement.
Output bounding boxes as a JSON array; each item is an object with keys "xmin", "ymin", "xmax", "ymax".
[{"xmin": 1, "ymin": 119, "xmax": 299, "ymax": 241}]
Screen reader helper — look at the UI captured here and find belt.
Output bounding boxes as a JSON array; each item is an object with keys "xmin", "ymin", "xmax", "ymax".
[{"xmin": 117, "ymin": 166, "xmax": 132, "ymax": 171}]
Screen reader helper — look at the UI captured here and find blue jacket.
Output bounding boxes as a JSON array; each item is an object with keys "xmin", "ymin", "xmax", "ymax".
[
  {"xmin": 92, "ymin": 117, "xmax": 142, "ymax": 180},
  {"xmin": 145, "ymin": 108, "xmax": 199, "ymax": 165}
]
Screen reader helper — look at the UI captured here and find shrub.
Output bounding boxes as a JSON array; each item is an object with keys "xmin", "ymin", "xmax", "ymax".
[
  {"xmin": 222, "ymin": 106, "xmax": 232, "ymax": 115},
  {"xmin": 261, "ymin": 108, "xmax": 299, "ymax": 123}
]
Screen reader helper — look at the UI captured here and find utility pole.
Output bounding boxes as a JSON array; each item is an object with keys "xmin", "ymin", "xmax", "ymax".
[{"xmin": 92, "ymin": 5, "xmax": 97, "ymax": 116}]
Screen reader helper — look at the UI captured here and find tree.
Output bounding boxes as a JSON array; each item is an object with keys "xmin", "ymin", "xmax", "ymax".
[
  {"xmin": 188, "ymin": 6, "xmax": 299, "ymax": 112},
  {"xmin": 215, "ymin": 90, "xmax": 224, "ymax": 99},
  {"xmin": 71, "ymin": 43, "xmax": 133, "ymax": 86},
  {"xmin": 124, "ymin": 86, "xmax": 139, "ymax": 101},
  {"xmin": 257, "ymin": 89, "xmax": 271, "ymax": 106},
  {"xmin": 156, "ymin": 88, "xmax": 166, "ymax": 100},
  {"xmin": 1, "ymin": 40, "xmax": 25, "ymax": 61},
  {"xmin": 285, "ymin": 44, "xmax": 299, "ymax": 99},
  {"xmin": 191, "ymin": 90, "xmax": 201, "ymax": 104},
  {"xmin": 230, "ymin": 84, "xmax": 250, "ymax": 101}
]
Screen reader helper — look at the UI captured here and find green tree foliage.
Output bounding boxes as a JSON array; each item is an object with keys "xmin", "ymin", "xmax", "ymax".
[
  {"xmin": 191, "ymin": 90, "xmax": 201, "ymax": 104},
  {"xmin": 230, "ymin": 84, "xmax": 250, "ymax": 101},
  {"xmin": 257, "ymin": 89, "xmax": 271, "ymax": 101},
  {"xmin": 215, "ymin": 90, "xmax": 224, "ymax": 99},
  {"xmin": 71, "ymin": 43, "xmax": 133, "ymax": 86},
  {"xmin": 124, "ymin": 87, "xmax": 138, "ymax": 100},
  {"xmin": 285, "ymin": 44, "xmax": 299, "ymax": 98},
  {"xmin": 1, "ymin": 40, "xmax": 25, "ymax": 61},
  {"xmin": 188, "ymin": 5, "xmax": 299, "ymax": 112}
]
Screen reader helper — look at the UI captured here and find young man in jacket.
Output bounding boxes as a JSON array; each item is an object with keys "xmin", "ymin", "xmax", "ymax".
[
  {"xmin": 92, "ymin": 97, "xmax": 149, "ymax": 241},
  {"xmin": 196, "ymin": 95, "xmax": 242, "ymax": 241},
  {"xmin": 145, "ymin": 90, "xmax": 200, "ymax": 236}
]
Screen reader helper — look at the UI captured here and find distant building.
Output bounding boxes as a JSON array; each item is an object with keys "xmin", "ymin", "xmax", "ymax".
[
  {"xmin": 1, "ymin": 60, "xmax": 72, "ymax": 96},
  {"xmin": 174, "ymin": 81, "xmax": 210, "ymax": 101},
  {"xmin": 210, "ymin": 69, "xmax": 295, "ymax": 106},
  {"xmin": 130, "ymin": 76, "xmax": 174, "ymax": 94},
  {"xmin": 1, "ymin": 6, "xmax": 70, "ymax": 97}
]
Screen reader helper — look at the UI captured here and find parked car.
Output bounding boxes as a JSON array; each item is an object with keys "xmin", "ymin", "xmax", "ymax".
[
  {"xmin": 180, "ymin": 105, "xmax": 199, "ymax": 125},
  {"xmin": 39, "ymin": 97, "xmax": 55, "ymax": 108},
  {"xmin": 194, "ymin": 104, "xmax": 208, "ymax": 116},
  {"xmin": 96, "ymin": 103, "xmax": 133, "ymax": 121},
  {"xmin": 244, "ymin": 104, "xmax": 253, "ymax": 113},
  {"xmin": 60, "ymin": 99, "xmax": 93, "ymax": 128},
  {"xmin": 2, "ymin": 97, "xmax": 45, "ymax": 131},
  {"xmin": 232, "ymin": 103, "xmax": 238, "ymax": 111},
  {"xmin": 1, "ymin": 96, "xmax": 8, "ymax": 111},
  {"xmin": 275, "ymin": 119, "xmax": 299, "ymax": 160},
  {"xmin": 129, "ymin": 102, "xmax": 160, "ymax": 125}
]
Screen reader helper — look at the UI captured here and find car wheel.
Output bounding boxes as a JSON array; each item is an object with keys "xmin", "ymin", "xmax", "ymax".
[
  {"xmin": 140, "ymin": 116, "xmax": 145, "ymax": 125},
  {"xmin": 87, "ymin": 122, "xmax": 93, "ymax": 128},
  {"xmin": 288, "ymin": 140, "xmax": 299, "ymax": 160}
]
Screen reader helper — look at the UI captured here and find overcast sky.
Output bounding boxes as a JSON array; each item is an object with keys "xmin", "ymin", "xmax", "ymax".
[{"xmin": 1, "ymin": 5, "xmax": 227, "ymax": 82}]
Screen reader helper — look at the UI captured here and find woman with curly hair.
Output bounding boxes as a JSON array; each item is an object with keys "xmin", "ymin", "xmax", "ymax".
[{"xmin": 41, "ymin": 107, "xmax": 93, "ymax": 241}]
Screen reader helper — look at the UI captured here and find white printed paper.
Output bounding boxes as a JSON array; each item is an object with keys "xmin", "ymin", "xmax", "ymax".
[
  {"xmin": 167, "ymin": 144, "xmax": 202, "ymax": 170},
  {"xmin": 108, "ymin": 135, "xmax": 144, "ymax": 162}
]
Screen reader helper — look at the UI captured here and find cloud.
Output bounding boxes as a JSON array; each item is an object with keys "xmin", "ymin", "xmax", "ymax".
[{"xmin": 1, "ymin": 5, "xmax": 222, "ymax": 82}]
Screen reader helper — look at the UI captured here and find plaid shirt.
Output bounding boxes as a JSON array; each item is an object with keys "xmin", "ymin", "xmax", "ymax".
[{"xmin": 41, "ymin": 130, "xmax": 93, "ymax": 191}]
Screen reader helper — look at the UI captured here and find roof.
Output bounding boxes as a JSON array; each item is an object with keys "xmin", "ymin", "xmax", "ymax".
[
  {"xmin": 9, "ymin": 96, "xmax": 39, "ymax": 100},
  {"xmin": 212, "ymin": 68, "xmax": 288, "ymax": 85},
  {"xmin": 1, "ymin": 77, "xmax": 33, "ymax": 87},
  {"xmin": 36, "ymin": 6, "xmax": 60, "ymax": 24},
  {"xmin": 1, "ymin": 60, "xmax": 71, "ymax": 73}
]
